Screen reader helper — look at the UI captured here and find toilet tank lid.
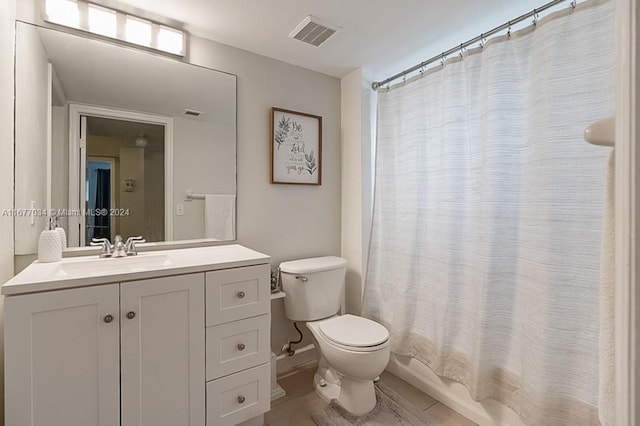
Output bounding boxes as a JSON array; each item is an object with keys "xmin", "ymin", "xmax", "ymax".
[{"xmin": 280, "ymin": 256, "xmax": 348, "ymax": 274}]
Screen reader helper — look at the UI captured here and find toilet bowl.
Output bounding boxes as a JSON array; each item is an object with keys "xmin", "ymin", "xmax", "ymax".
[
  {"xmin": 279, "ymin": 256, "xmax": 390, "ymax": 416},
  {"xmin": 306, "ymin": 314, "xmax": 390, "ymax": 415}
]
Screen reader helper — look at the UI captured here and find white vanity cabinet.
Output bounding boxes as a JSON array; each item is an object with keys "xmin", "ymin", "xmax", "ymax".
[
  {"xmin": 5, "ymin": 274, "xmax": 205, "ymax": 426},
  {"xmin": 3, "ymin": 245, "xmax": 272, "ymax": 426}
]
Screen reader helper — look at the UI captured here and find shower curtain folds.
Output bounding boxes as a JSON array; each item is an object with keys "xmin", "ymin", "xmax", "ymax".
[{"xmin": 362, "ymin": 1, "xmax": 615, "ymax": 425}]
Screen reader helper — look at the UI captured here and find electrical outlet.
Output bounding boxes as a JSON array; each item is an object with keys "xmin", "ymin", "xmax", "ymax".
[{"xmin": 176, "ymin": 203, "xmax": 184, "ymax": 216}]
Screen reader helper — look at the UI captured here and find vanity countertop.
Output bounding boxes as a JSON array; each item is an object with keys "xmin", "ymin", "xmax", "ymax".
[{"xmin": 2, "ymin": 244, "xmax": 270, "ymax": 296}]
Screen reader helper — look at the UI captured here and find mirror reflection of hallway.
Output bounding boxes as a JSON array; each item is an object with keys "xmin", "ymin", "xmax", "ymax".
[
  {"xmin": 85, "ymin": 158, "xmax": 113, "ymax": 242},
  {"xmin": 84, "ymin": 116, "xmax": 165, "ymax": 245}
]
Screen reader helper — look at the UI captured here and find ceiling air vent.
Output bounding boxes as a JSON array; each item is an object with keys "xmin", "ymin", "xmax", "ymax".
[{"xmin": 289, "ymin": 15, "xmax": 340, "ymax": 47}]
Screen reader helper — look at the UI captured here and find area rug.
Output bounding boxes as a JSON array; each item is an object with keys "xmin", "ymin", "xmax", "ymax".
[{"xmin": 311, "ymin": 381, "xmax": 428, "ymax": 425}]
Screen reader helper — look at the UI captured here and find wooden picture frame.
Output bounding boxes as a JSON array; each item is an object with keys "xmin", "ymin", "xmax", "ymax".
[{"xmin": 270, "ymin": 107, "xmax": 322, "ymax": 185}]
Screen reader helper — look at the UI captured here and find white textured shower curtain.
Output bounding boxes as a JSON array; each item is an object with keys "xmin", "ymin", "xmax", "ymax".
[{"xmin": 362, "ymin": 1, "xmax": 614, "ymax": 425}]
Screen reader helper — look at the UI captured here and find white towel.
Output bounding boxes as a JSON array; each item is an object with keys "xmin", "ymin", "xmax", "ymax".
[
  {"xmin": 599, "ymin": 151, "xmax": 615, "ymax": 426},
  {"xmin": 204, "ymin": 194, "xmax": 236, "ymax": 240}
]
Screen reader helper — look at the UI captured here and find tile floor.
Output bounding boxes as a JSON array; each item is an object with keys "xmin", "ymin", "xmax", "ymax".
[{"xmin": 265, "ymin": 364, "xmax": 477, "ymax": 425}]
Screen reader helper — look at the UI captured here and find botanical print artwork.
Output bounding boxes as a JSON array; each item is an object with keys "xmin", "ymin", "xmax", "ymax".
[{"xmin": 271, "ymin": 108, "xmax": 321, "ymax": 185}]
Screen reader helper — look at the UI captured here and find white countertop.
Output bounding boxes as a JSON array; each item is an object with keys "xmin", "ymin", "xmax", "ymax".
[{"xmin": 2, "ymin": 244, "xmax": 271, "ymax": 296}]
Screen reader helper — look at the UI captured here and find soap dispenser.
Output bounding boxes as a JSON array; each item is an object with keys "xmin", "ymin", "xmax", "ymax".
[
  {"xmin": 38, "ymin": 217, "xmax": 62, "ymax": 263},
  {"xmin": 53, "ymin": 215, "xmax": 67, "ymax": 249}
]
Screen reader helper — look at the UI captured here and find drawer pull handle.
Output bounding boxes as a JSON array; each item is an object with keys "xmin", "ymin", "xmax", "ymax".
[
  {"xmin": 237, "ymin": 343, "xmax": 246, "ymax": 351},
  {"xmin": 103, "ymin": 314, "xmax": 114, "ymax": 323},
  {"xmin": 126, "ymin": 311, "xmax": 136, "ymax": 320},
  {"xmin": 237, "ymin": 395, "xmax": 246, "ymax": 404},
  {"xmin": 237, "ymin": 291, "xmax": 246, "ymax": 299}
]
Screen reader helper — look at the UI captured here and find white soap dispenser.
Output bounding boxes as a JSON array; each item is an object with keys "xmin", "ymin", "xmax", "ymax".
[
  {"xmin": 53, "ymin": 215, "xmax": 67, "ymax": 249},
  {"xmin": 38, "ymin": 217, "xmax": 62, "ymax": 263}
]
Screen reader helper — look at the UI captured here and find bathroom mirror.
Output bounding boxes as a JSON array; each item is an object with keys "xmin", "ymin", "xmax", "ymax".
[{"xmin": 14, "ymin": 22, "xmax": 237, "ymax": 255}]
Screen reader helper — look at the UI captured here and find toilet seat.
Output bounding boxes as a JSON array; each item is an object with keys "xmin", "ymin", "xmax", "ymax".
[{"xmin": 317, "ymin": 314, "xmax": 389, "ymax": 352}]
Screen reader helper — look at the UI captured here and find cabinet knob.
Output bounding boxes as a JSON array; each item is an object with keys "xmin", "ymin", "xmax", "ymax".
[
  {"xmin": 126, "ymin": 311, "xmax": 136, "ymax": 319},
  {"xmin": 103, "ymin": 314, "xmax": 114, "ymax": 323},
  {"xmin": 237, "ymin": 395, "xmax": 246, "ymax": 404},
  {"xmin": 237, "ymin": 343, "xmax": 246, "ymax": 351},
  {"xmin": 236, "ymin": 291, "xmax": 245, "ymax": 299}
]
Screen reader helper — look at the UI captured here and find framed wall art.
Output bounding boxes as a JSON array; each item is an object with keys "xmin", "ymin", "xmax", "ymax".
[{"xmin": 270, "ymin": 107, "xmax": 322, "ymax": 185}]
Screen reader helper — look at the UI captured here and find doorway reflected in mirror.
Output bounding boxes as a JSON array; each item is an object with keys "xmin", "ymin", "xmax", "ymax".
[{"xmin": 82, "ymin": 116, "xmax": 165, "ymax": 246}]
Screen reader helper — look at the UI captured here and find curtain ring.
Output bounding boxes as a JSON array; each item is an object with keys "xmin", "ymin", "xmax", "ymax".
[
  {"xmin": 440, "ymin": 53, "xmax": 446, "ymax": 66},
  {"xmin": 532, "ymin": 9, "xmax": 539, "ymax": 26},
  {"xmin": 570, "ymin": 0, "xmax": 577, "ymax": 9},
  {"xmin": 479, "ymin": 33, "xmax": 485, "ymax": 48},
  {"xmin": 507, "ymin": 21, "xmax": 512, "ymax": 38},
  {"xmin": 459, "ymin": 43, "xmax": 465, "ymax": 58}
]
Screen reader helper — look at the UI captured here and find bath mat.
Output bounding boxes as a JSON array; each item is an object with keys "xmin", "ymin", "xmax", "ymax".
[{"xmin": 311, "ymin": 381, "xmax": 428, "ymax": 425}]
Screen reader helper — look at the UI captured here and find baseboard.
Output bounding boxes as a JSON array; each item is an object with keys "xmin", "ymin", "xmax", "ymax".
[
  {"xmin": 386, "ymin": 353, "xmax": 525, "ymax": 426},
  {"xmin": 275, "ymin": 343, "xmax": 318, "ymax": 374},
  {"xmin": 270, "ymin": 352, "xmax": 287, "ymax": 401}
]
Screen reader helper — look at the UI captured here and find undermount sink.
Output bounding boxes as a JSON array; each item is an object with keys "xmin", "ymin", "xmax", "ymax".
[{"xmin": 52, "ymin": 253, "xmax": 173, "ymax": 277}]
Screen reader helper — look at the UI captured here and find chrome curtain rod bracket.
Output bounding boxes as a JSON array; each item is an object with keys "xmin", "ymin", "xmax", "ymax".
[{"xmin": 371, "ymin": 0, "xmax": 569, "ymax": 90}]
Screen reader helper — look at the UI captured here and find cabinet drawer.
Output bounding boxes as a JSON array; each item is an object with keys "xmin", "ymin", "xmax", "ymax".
[
  {"xmin": 206, "ymin": 264, "xmax": 270, "ymax": 326},
  {"xmin": 206, "ymin": 314, "xmax": 270, "ymax": 381},
  {"xmin": 206, "ymin": 363, "xmax": 270, "ymax": 426}
]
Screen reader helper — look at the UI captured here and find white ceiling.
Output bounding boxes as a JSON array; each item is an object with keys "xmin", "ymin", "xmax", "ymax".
[{"xmin": 95, "ymin": 0, "xmax": 549, "ymax": 80}]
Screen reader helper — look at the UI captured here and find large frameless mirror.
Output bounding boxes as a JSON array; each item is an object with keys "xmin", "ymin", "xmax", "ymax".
[{"xmin": 14, "ymin": 22, "xmax": 237, "ymax": 255}]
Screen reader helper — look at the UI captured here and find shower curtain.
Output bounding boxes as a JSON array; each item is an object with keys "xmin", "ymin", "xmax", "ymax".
[{"xmin": 362, "ymin": 1, "xmax": 614, "ymax": 425}]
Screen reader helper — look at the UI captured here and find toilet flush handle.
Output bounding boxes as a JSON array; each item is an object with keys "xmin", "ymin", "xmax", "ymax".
[{"xmin": 295, "ymin": 275, "xmax": 309, "ymax": 283}]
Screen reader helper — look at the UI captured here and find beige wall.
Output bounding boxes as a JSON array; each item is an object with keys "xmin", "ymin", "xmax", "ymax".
[
  {"xmin": 14, "ymin": 22, "xmax": 50, "ymax": 255},
  {"xmin": 0, "ymin": 1, "xmax": 16, "ymax": 423},
  {"xmin": 118, "ymin": 147, "xmax": 146, "ymax": 239},
  {"xmin": 144, "ymin": 147, "xmax": 165, "ymax": 242},
  {"xmin": 173, "ymin": 116, "xmax": 236, "ymax": 240},
  {"xmin": 51, "ymin": 105, "xmax": 69, "ymax": 231},
  {"xmin": 340, "ymin": 68, "xmax": 376, "ymax": 316}
]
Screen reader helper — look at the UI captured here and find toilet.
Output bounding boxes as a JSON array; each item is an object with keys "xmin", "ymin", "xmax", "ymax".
[{"xmin": 280, "ymin": 256, "xmax": 390, "ymax": 415}]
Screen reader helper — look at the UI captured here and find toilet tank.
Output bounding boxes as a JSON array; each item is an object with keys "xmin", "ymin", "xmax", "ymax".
[{"xmin": 280, "ymin": 256, "xmax": 348, "ymax": 321}]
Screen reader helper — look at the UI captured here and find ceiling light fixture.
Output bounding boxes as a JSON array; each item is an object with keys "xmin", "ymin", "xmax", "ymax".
[
  {"xmin": 135, "ymin": 134, "xmax": 148, "ymax": 148},
  {"xmin": 44, "ymin": 0, "xmax": 186, "ymax": 56}
]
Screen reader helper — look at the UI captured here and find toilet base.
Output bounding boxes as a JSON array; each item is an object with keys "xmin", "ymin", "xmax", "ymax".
[
  {"xmin": 314, "ymin": 358, "xmax": 341, "ymax": 403},
  {"xmin": 336, "ymin": 377, "xmax": 377, "ymax": 416},
  {"xmin": 314, "ymin": 369, "xmax": 377, "ymax": 416},
  {"xmin": 314, "ymin": 372, "xmax": 339, "ymax": 403}
]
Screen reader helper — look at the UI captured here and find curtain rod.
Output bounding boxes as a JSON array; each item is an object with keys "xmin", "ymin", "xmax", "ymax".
[{"xmin": 371, "ymin": 0, "xmax": 573, "ymax": 90}]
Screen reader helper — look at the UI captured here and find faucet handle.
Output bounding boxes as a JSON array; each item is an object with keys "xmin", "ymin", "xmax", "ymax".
[
  {"xmin": 125, "ymin": 236, "xmax": 146, "ymax": 256},
  {"xmin": 90, "ymin": 238, "xmax": 112, "ymax": 258}
]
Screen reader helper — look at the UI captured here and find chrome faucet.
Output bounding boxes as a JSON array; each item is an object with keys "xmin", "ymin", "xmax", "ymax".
[
  {"xmin": 112, "ymin": 235, "xmax": 127, "ymax": 257},
  {"xmin": 90, "ymin": 238, "xmax": 112, "ymax": 258},
  {"xmin": 125, "ymin": 236, "xmax": 146, "ymax": 256},
  {"xmin": 90, "ymin": 235, "xmax": 146, "ymax": 258}
]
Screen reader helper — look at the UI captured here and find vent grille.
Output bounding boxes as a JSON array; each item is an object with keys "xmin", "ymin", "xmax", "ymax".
[
  {"xmin": 289, "ymin": 16, "xmax": 339, "ymax": 47},
  {"xmin": 184, "ymin": 109, "xmax": 203, "ymax": 118}
]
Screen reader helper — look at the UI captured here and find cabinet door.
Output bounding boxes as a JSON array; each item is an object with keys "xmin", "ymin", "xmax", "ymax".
[
  {"xmin": 5, "ymin": 284, "xmax": 120, "ymax": 426},
  {"xmin": 121, "ymin": 274, "xmax": 205, "ymax": 426}
]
